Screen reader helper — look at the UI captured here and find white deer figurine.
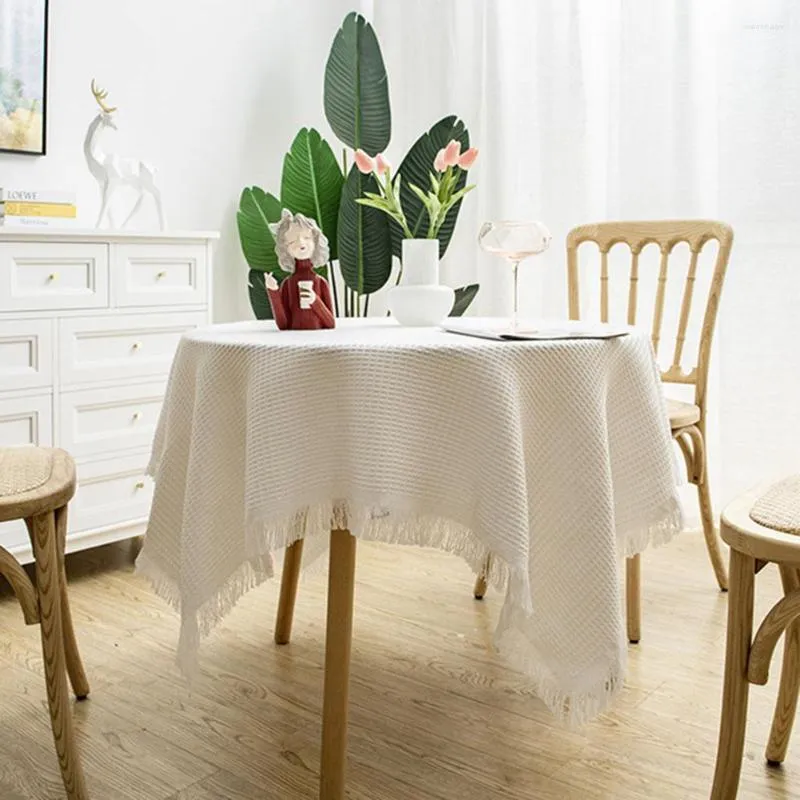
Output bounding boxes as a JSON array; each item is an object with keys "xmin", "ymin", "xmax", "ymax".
[{"xmin": 85, "ymin": 80, "xmax": 166, "ymax": 230}]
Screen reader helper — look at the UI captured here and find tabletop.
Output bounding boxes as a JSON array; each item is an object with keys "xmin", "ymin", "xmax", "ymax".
[{"xmin": 183, "ymin": 316, "xmax": 630, "ymax": 348}]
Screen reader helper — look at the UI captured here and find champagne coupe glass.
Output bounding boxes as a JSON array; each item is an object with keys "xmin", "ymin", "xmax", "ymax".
[{"xmin": 478, "ymin": 221, "xmax": 552, "ymax": 331}]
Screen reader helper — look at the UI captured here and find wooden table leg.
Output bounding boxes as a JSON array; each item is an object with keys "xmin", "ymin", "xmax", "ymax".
[
  {"xmin": 320, "ymin": 529, "xmax": 356, "ymax": 800},
  {"xmin": 473, "ymin": 555, "xmax": 490, "ymax": 600},
  {"xmin": 275, "ymin": 539, "xmax": 304, "ymax": 645},
  {"xmin": 626, "ymin": 555, "xmax": 642, "ymax": 644}
]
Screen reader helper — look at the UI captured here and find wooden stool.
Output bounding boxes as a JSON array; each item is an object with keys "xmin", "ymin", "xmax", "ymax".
[
  {"xmin": 0, "ymin": 447, "xmax": 89, "ymax": 799},
  {"xmin": 711, "ymin": 476, "xmax": 800, "ymax": 799}
]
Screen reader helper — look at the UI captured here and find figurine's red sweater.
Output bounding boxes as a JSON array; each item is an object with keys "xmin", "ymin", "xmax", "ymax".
[{"xmin": 267, "ymin": 259, "xmax": 335, "ymax": 330}]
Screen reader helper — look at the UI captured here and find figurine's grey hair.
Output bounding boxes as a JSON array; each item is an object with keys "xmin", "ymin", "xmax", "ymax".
[{"xmin": 270, "ymin": 209, "xmax": 330, "ymax": 272}]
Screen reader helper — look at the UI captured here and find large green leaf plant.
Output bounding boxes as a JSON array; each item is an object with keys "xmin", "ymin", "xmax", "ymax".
[{"xmin": 238, "ymin": 11, "xmax": 479, "ymax": 320}]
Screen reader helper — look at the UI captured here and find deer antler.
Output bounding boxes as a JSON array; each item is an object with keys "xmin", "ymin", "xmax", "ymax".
[{"xmin": 91, "ymin": 79, "xmax": 117, "ymax": 114}]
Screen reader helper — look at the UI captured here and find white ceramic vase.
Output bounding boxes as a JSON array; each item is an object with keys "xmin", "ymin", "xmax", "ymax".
[{"xmin": 388, "ymin": 239, "xmax": 455, "ymax": 327}]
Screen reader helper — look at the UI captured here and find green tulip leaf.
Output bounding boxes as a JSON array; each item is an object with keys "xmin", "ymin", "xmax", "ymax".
[
  {"xmin": 338, "ymin": 164, "xmax": 392, "ymax": 295},
  {"xmin": 391, "ymin": 116, "xmax": 470, "ymax": 259},
  {"xmin": 324, "ymin": 12, "xmax": 391, "ymax": 155},
  {"xmin": 450, "ymin": 284, "xmax": 479, "ymax": 317},
  {"xmin": 237, "ymin": 187, "xmax": 283, "ymax": 272},
  {"xmin": 280, "ymin": 128, "xmax": 344, "ymax": 260}
]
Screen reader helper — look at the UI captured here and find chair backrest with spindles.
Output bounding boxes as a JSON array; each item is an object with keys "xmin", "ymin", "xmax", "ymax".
[{"xmin": 566, "ymin": 220, "xmax": 733, "ymax": 416}]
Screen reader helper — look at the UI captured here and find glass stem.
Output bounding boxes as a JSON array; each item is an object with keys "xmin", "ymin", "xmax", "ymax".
[{"xmin": 511, "ymin": 259, "xmax": 521, "ymax": 330}]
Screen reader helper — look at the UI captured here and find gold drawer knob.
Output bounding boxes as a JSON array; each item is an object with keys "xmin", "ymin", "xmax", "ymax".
[
  {"xmin": 132, "ymin": 341, "xmax": 142, "ymax": 351},
  {"xmin": 132, "ymin": 411, "xmax": 142, "ymax": 422},
  {"xmin": 134, "ymin": 481, "xmax": 145, "ymax": 490},
  {"xmin": 156, "ymin": 270, "xmax": 167, "ymax": 280},
  {"xmin": 48, "ymin": 272, "xmax": 59, "ymax": 282}
]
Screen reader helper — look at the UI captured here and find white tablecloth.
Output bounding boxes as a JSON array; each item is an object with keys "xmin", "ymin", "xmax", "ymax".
[{"xmin": 136, "ymin": 318, "xmax": 682, "ymax": 725}]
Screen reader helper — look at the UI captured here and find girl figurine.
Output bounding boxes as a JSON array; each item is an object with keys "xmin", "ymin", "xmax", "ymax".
[{"xmin": 265, "ymin": 210, "xmax": 336, "ymax": 330}]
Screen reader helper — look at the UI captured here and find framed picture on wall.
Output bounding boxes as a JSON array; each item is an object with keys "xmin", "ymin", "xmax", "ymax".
[{"xmin": 0, "ymin": 0, "xmax": 48, "ymax": 156}]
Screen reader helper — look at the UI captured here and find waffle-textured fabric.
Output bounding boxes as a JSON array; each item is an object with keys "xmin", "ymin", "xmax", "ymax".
[
  {"xmin": 136, "ymin": 318, "xmax": 682, "ymax": 725},
  {"xmin": 751, "ymin": 475, "xmax": 800, "ymax": 534}
]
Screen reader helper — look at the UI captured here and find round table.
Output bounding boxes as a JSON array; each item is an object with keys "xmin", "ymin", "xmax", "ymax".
[{"xmin": 137, "ymin": 318, "xmax": 682, "ymax": 799}]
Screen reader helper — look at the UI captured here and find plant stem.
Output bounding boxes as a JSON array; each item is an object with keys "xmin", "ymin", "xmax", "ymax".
[
  {"xmin": 328, "ymin": 260, "xmax": 340, "ymax": 317},
  {"xmin": 363, "ymin": 294, "xmax": 370, "ymax": 317},
  {"xmin": 334, "ymin": 148, "xmax": 349, "ymax": 319},
  {"xmin": 381, "ymin": 171, "xmax": 413, "ymax": 238}
]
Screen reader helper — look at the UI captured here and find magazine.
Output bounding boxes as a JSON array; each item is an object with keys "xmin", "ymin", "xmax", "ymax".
[{"xmin": 441, "ymin": 318, "xmax": 632, "ymax": 341}]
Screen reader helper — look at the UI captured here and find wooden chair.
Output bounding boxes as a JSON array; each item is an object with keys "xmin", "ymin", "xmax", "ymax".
[
  {"xmin": 711, "ymin": 477, "xmax": 800, "ymax": 799},
  {"xmin": 565, "ymin": 221, "xmax": 733, "ymax": 642},
  {"xmin": 474, "ymin": 221, "xmax": 733, "ymax": 638},
  {"xmin": 0, "ymin": 447, "xmax": 90, "ymax": 799}
]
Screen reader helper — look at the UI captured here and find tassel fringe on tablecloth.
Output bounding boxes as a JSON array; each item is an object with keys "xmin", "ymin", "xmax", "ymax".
[{"xmin": 137, "ymin": 494, "xmax": 682, "ymax": 727}]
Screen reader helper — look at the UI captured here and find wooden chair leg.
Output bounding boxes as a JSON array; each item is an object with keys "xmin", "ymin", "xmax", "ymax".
[
  {"xmin": 55, "ymin": 506, "xmax": 90, "ymax": 699},
  {"xmin": 626, "ymin": 555, "xmax": 641, "ymax": 644},
  {"xmin": 275, "ymin": 539, "xmax": 304, "ymax": 645},
  {"xmin": 473, "ymin": 555, "xmax": 490, "ymax": 600},
  {"xmin": 320, "ymin": 529, "xmax": 356, "ymax": 800},
  {"xmin": 696, "ymin": 453, "xmax": 729, "ymax": 592},
  {"xmin": 765, "ymin": 565, "xmax": 800, "ymax": 766},
  {"xmin": 30, "ymin": 511, "xmax": 89, "ymax": 800},
  {"xmin": 710, "ymin": 548, "xmax": 755, "ymax": 800}
]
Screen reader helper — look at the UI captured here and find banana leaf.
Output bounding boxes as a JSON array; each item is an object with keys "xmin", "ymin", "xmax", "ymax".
[
  {"xmin": 324, "ymin": 12, "xmax": 391, "ymax": 155},
  {"xmin": 237, "ymin": 187, "xmax": 283, "ymax": 273},
  {"xmin": 338, "ymin": 164, "xmax": 392, "ymax": 294},
  {"xmin": 391, "ymin": 116, "xmax": 470, "ymax": 259},
  {"xmin": 450, "ymin": 284, "xmax": 479, "ymax": 317},
  {"xmin": 247, "ymin": 270, "xmax": 273, "ymax": 320},
  {"xmin": 280, "ymin": 128, "xmax": 344, "ymax": 260}
]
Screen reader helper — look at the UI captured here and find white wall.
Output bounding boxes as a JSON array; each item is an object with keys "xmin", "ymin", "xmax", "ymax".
[{"xmin": 0, "ymin": 0, "xmax": 354, "ymax": 321}]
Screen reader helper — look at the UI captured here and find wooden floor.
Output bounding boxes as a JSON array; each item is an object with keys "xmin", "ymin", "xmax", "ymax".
[{"xmin": 1, "ymin": 533, "xmax": 798, "ymax": 799}]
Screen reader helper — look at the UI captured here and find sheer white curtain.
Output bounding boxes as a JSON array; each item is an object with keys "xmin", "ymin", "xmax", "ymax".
[{"xmin": 364, "ymin": 0, "xmax": 800, "ymax": 512}]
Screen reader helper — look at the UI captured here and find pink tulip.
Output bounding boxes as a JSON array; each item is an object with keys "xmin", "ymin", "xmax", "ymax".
[
  {"xmin": 457, "ymin": 147, "xmax": 479, "ymax": 169},
  {"xmin": 354, "ymin": 149, "xmax": 376, "ymax": 174},
  {"xmin": 375, "ymin": 153, "xmax": 391, "ymax": 176},
  {"xmin": 442, "ymin": 139, "xmax": 461, "ymax": 167},
  {"xmin": 434, "ymin": 149, "xmax": 447, "ymax": 172}
]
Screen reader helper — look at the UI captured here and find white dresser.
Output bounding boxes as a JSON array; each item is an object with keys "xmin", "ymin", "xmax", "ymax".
[{"xmin": 0, "ymin": 228, "xmax": 218, "ymax": 563}]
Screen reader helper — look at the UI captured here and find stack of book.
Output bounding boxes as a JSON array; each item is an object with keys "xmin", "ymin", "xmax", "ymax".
[{"xmin": 0, "ymin": 189, "xmax": 78, "ymax": 228}]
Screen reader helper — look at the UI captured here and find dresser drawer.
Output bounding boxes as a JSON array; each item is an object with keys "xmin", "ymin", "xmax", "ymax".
[
  {"xmin": 0, "ymin": 318, "xmax": 52, "ymax": 391},
  {"xmin": 59, "ymin": 311, "xmax": 206, "ymax": 386},
  {"xmin": 71, "ymin": 452, "xmax": 153, "ymax": 533},
  {"xmin": 0, "ymin": 243, "xmax": 109, "ymax": 311},
  {"xmin": 0, "ymin": 393, "xmax": 52, "ymax": 448},
  {"xmin": 113, "ymin": 243, "xmax": 207, "ymax": 307},
  {"xmin": 59, "ymin": 381, "xmax": 164, "ymax": 458},
  {"xmin": 0, "ymin": 391, "xmax": 53, "ymax": 551}
]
